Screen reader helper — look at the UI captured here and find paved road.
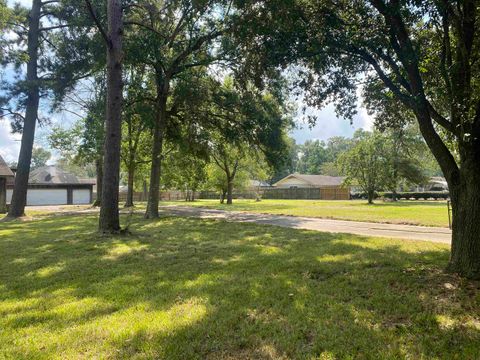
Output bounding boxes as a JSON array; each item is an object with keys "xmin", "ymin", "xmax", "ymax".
[{"xmin": 162, "ymin": 206, "xmax": 452, "ymax": 244}]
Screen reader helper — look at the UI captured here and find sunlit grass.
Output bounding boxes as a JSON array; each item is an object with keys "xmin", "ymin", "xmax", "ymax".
[
  {"xmin": 0, "ymin": 213, "xmax": 478, "ymax": 358},
  {"xmin": 155, "ymin": 199, "xmax": 450, "ymax": 227}
]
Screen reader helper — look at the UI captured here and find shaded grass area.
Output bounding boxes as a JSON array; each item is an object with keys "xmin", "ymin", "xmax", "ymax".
[
  {"xmin": 158, "ymin": 199, "xmax": 450, "ymax": 227},
  {"xmin": 1, "ymin": 214, "xmax": 478, "ymax": 359}
]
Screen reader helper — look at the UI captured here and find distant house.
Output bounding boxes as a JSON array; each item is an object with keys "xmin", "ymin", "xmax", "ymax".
[
  {"xmin": 273, "ymin": 173, "xmax": 345, "ymax": 188},
  {"xmin": 411, "ymin": 176, "xmax": 449, "ymax": 192},
  {"xmin": 271, "ymin": 173, "xmax": 350, "ymax": 200},
  {"xmin": 248, "ymin": 180, "xmax": 272, "ymax": 189},
  {"xmin": 6, "ymin": 166, "xmax": 95, "ymax": 206},
  {"xmin": 0, "ymin": 155, "xmax": 15, "ymax": 213}
]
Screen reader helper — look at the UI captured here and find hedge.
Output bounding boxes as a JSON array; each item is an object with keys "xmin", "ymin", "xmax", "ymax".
[
  {"xmin": 351, "ymin": 191, "xmax": 449, "ymax": 200},
  {"xmin": 381, "ymin": 191, "xmax": 450, "ymax": 200}
]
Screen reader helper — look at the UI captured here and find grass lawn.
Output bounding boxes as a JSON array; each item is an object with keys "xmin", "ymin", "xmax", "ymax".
[
  {"xmin": 1, "ymin": 213, "xmax": 479, "ymax": 359},
  {"xmin": 158, "ymin": 199, "xmax": 450, "ymax": 227}
]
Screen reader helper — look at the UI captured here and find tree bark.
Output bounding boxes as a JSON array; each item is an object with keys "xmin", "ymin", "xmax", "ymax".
[
  {"xmin": 98, "ymin": 0, "xmax": 123, "ymax": 233},
  {"xmin": 7, "ymin": 0, "xmax": 41, "ymax": 218},
  {"xmin": 367, "ymin": 189, "xmax": 374, "ymax": 204},
  {"xmin": 125, "ymin": 161, "xmax": 135, "ymax": 207},
  {"xmin": 220, "ymin": 189, "xmax": 226, "ymax": 204},
  {"xmin": 226, "ymin": 179, "xmax": 234, "ymax": 205},
  {"xmin": 447, "ymin": 155, "xmax": 480, "ymax": 279},
  {"xmin": 92, "ymin": 157, "xmax": 103, "ymax": 207},
  {"xmin": 0, "ymin": 178, "xmax": 7, "ymax": 214},
  {"xmin": 145, "ymin": 89, "xmax": 168, "ymax": 219},
  {"xmin": 142, "ymin": 180, "xmax": 148, "ymax": 201}
]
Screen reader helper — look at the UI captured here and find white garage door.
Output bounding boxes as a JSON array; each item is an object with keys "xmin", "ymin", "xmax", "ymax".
[
  {"xmin": 27, "ymin": 189, "xmax": 68, "ymax": 205},
  {"xmin": 72, "ymin": 189, "xmax": 91, "ymax": 204}
]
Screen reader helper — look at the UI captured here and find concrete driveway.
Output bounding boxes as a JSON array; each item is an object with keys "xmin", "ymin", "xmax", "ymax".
[
  {"xmin": 162, "ymin": 206, "xmax": 452, "ymax": 244},
  {"xmin": 21, "ymin": 204, "xmax": 452, "ymax": 244}
]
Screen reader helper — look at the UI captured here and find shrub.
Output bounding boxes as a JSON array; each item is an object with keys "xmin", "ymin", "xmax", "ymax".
[{"xmin": 381, "ymin": 191, "xmax": 450, "ymax": 200}]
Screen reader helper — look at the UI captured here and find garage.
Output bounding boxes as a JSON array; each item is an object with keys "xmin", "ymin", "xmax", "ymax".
[
  {"xmin": 72, "ymin": 189, "xmax": 91, "ymax": 204},
  {"xmin": 6, "ymin": 166, "xmax": 94, "ymax": 206}
]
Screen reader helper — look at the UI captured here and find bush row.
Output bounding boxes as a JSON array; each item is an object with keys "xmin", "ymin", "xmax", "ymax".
[
  {"xmin": 381, "ymin": 191, "xmax": 450, "ymax": 200},
  {"xmin": 351, "ymin": 191, "xmax": 450, "ymax": 200}
]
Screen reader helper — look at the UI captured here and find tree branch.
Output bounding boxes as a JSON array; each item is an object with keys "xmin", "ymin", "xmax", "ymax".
[{"xmin": 84, "ymin": 0, "xmax": 110, "ymax": 47}]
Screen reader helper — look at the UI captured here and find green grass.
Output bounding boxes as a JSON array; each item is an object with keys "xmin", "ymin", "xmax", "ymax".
[
  {"xmin": 158, "ymin": 199, "xmax": 450, "ymax": 227},
  {"xmin": 1, "ymin": 213, "xmax": 478, "ymax": 359}
]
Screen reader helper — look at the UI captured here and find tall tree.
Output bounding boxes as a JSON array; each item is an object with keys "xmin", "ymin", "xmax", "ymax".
[
  {"xmin": 339, "ymin": 131, "xmax": 389, "ymax": 204},
  {"xmin": 236, "ymin": 0, "xmax": 480, "ymax": 278},
  {"xmin": 123, "ymin": 0, "xmax": 230, "ymax": 218},
  {"xmin": 1, "ymin": 0, "xmax": 101, "ymax": 218},
  {"xmin": 85, "ymin": 0, "xmax": 124, "ymax": 233},
  {"xmin": 2, "ymin": 0, "xmax": 42, "ymax": 218}
]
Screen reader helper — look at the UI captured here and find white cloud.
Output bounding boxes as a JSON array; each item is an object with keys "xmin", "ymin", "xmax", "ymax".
[
  {"xmin": 290, "ymin": 102, "xmax": 374, "ymax": 144},
  {"xmin": 0, "ymin": 121, "xmax": 21, "ymax": 163}
]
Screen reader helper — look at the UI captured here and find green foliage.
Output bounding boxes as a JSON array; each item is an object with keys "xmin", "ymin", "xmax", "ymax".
[
  {"xmin": 339, "ymin": 131, "xmax": 389, "ymax": 202},
  {"xmin": 30, "ymin": 147, "xmax": 51, "ymax": 170},
  {"xmin": 162, "ymin": 149, "xmax": 208, "ymax": 193},
  {"xmin": 297, "ymin": 140, "xmax": 329, "ymax": 174}
]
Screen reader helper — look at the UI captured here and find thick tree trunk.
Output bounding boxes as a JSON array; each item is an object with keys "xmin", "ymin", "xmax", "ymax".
[
  {"xmin": 98, "ymin": 0, "xmax": 123, "ymax": 233},
  {"xmin": 447, "ymin": 160, "xmax": 480, "ymax": 279},
  {"xmin": 125, "ymin": 162, "xmax": 135, "ymax": 207},
  {"xmin": 226, "ymin": 180, "xmax": 233, "ymax": 205},
  {"xmin": 92, "ymin": 157, "xmax": 103, "ymax": 207},
  {"xmin": 145, "ymin": 91, "xmax": 168, "ymax": 219},
  {"xmin": 367, "ymin": 189, "xmax": 374, "ymax": 204},
  {"xmin": 0, "ymin": 178, "xmax": 7, "ymax": 214},
  {"xmin": 7, "ymin": 0, "xmax": 41, "ymax": 218}
]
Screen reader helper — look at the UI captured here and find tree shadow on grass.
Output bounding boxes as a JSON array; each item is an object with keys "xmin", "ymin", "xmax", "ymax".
[{"xmin": 0, "ymin": 214, "xmax": 478, "ymax": 359}]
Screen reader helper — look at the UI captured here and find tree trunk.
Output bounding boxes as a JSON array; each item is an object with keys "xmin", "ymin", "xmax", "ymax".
[
  {"xmin": 98, "ymin": 0, "xmax": 123, "ymax": 233},
  {"xmin": 0, "ymin": 178, "xmax": 7, "ymax": 214},
  {"xmin": 220, "ymin": 190, "xmax": 226, "ymax": 204},
  {"xmin": 367, "ymin": 189, "xmax": 374, "ymax": 204},
  {"xmin": 92, "ymin": 157, "xmax": 103, "ymax": 207},
  {"xmin": 392, "ymin": 189, "xmax": 397, "ymax": 202},
  {"xmin": 125, "ymin": 162, "xmax": 135, "ymax": 207},
  {"xmin": 142, "ymin": 180, "xmax": 147, "ymax": 201},
  {"xmin": 145, "ymin": 91, "xmax": 168, "ymax": 219},
  {"xmin": 226, "ymin": 180, "xmax": 234, "ymax": 205},
  {"xmin": 7, "ymin": 0, "xmax": 41, "ymax": 218},
  {"xmin": 447, "ymin": 160, "xmax": 480, "ymax": 279}
]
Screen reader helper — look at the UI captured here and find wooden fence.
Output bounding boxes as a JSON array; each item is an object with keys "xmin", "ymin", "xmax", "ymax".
[
  {"xmin": 262, "ymin": 186, "xmax": 350, "ymax": 200},
  {"xmin": 93, "ymin": 186, "xmax": 350, "ymax": 203},
  {"xmin": 199, "ymin": 186, "xmax": 350, "ymax": 201},
  {"xmin": 96, "ymin": 190, "xmax": 197, "ymax": 203}
]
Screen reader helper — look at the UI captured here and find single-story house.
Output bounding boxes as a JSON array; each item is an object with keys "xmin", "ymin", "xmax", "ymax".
[
  {"xmin": 271, "ymin": 173, "xmax": 350, "ymax": 200},
  {"xmin": 248, "ymin": 180, "xmax": 272, "ymax": 189},
  {"xmin": 273, "ymin": 173, "xmax": 345, "ymax": 188},
  {"xmin": 6, "ymin": 165, "xmax": 95, "ymax": 206}
]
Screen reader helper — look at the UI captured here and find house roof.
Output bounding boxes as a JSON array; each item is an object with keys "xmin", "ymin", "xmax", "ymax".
[
  {"xmin": 274, "ymin": 173, "xmax": 345, "ymax": 187},
  {"xmin": 249, "ymin": 180, "xmax": 271, "ymax": 187},
  {"xmin": 0, "ymin": 155, "xmax": 14, "ymax": 178},
  {"xmin": 29, "ymin": 166, "xmax": 81, "ymax": 184}
]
